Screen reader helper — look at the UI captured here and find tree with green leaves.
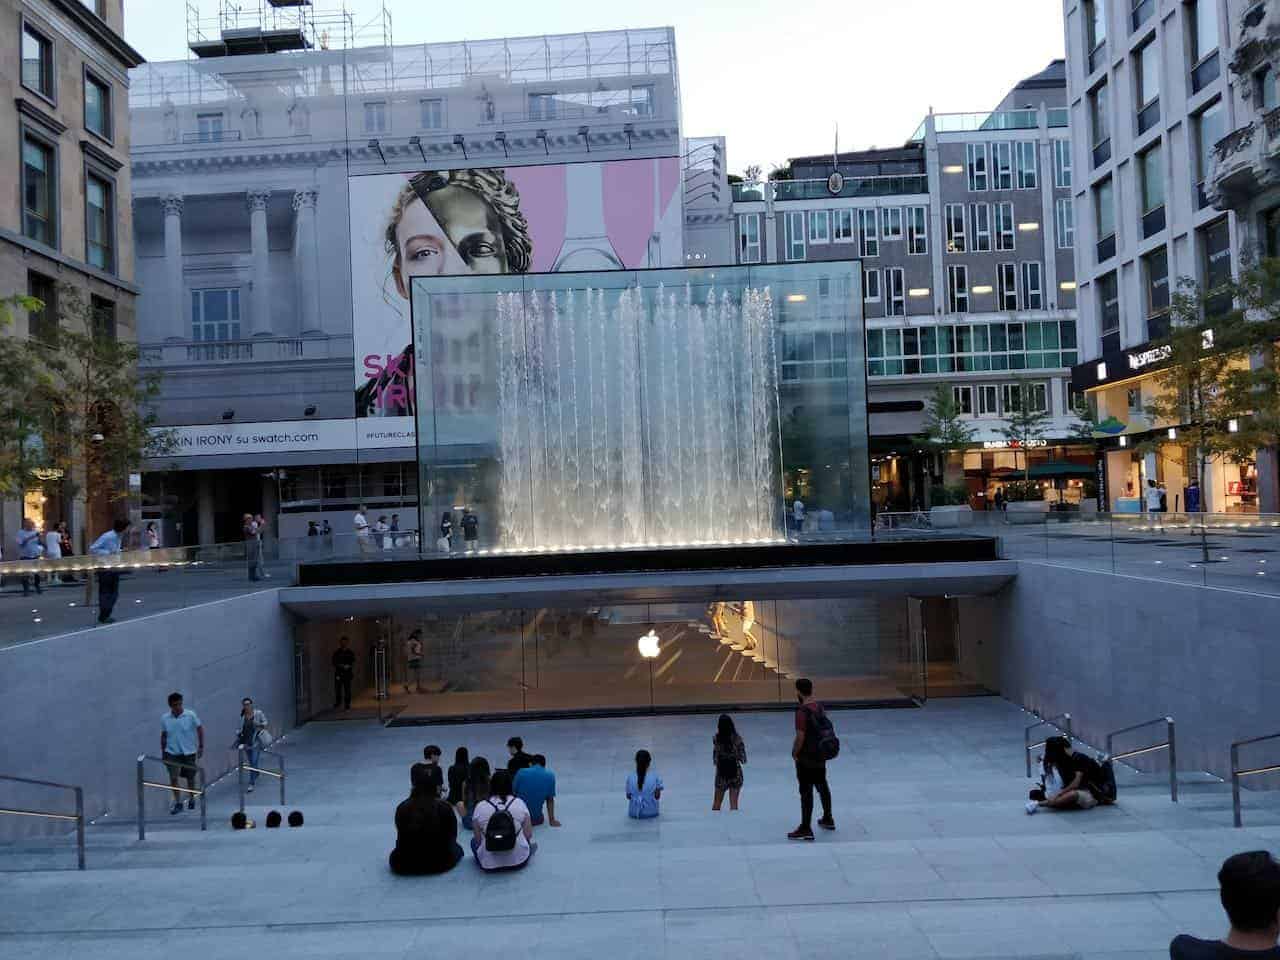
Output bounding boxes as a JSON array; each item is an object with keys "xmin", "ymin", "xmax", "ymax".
[
  {"xmin": 4, "ymin": 284, "xmax": 173, "ymax": 544},
  {"xmin": 0, "ymin": 293, "xmax": 58, "ymax": 500},
  {"xmin": 916, "ymin": 384, "xmax": 975, "ymax": 505},
  {"xmin": 999, "ymin": 378, "xmax": 1052, "ymax": 481}
]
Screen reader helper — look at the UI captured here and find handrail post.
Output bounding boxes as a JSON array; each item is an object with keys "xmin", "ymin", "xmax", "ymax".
[
  {"xmin": 237, "ymin": 745, "xmax": 246, "ymax": 814},
  {"xmin": 1025, "ymin": 723, "xmax": 1033, "ymax": 778},
  {"xmin": 199, "ymin": 766, "xmax": 207, "ymax": 832},
  {"xmin": 136, "ymin": 755, "xmax": 145, "ymax": 842},
  {"xmin": 1232, "ymin": 742, "xmax": 1243, "ymax": 828},
  {"xmin": 1167, "ymin": 717, "xmax": 1178, "ymax": 803},
  {"xmin": 279, "ymin": 752, "xmax": 286, "ymax": 805},
  {"xmin": 74, "ymin": 786, "xmax": 85, "ymax": 871},
  {"xmin": 1065, "ymin": 714, "xmax": 1072, "ymax": 739}
]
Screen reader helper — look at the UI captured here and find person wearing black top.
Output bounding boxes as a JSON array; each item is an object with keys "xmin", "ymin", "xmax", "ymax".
[
  {"xmin": 1171, "ymin": 851, "xmax": 1280, "ymax": 960},
  {"xmin": 507, "ymin": 736, "xmax": 533, "ymax": 775},
  {"xmin": 461, "ymin": 510, "xmax": 479, "ymax": 552},
  {"xmin": 447, "ymin": 746, "xmax": 470, "ymax": 809},
  {"xmin": 389, "ymin": 763, "xmax": 464, "ymax": 876},
  {"xmin": 439, "ymin": 511, "xmax": 454, "ymax": 547},
  {"xmin": 332, "ymin": 637, "xmax": 356, "ymax": 710}
]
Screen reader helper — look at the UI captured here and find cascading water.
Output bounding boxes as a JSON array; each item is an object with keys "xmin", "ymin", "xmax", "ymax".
[{"xmin": 494, "ymin": 283, "xmax": 782, "ymax": 553}]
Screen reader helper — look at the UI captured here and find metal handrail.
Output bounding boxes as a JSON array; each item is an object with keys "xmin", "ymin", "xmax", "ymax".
[
  {"xmin": 136, "ymin": 754, "xmax": 206, "ymax": 840},
  {"xmin": 1025, "ymin": 712, "xmax": 1072, "ymax": 778},
  {"xmin": 0, "ymin": 774, "xmax": 85, "ymax": 870},
  {"xmin": 237, "ymin": 744, "xmax": 286, "ymax": 813},
  {"xmin": 1231, "ymin": 732, "xmax": 1280, "ymax": 827},
  {"xmin": 1105, "ymin": 716, "xmax": 1177, "ymax": 802}
]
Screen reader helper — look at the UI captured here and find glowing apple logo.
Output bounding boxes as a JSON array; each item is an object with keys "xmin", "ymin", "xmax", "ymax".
[{"xmin": 637, "ymin": 629, "xmax": 661, "ymax": 659}]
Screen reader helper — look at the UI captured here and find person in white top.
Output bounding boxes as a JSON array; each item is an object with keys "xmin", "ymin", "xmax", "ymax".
[
  {"xmin": 792, "ymin": 499, "xmax": 806, "ymax": 534},
  {"xmin": 89, "ymin": 519, "xmax": 129, "ymax": 624},
  {"xmin": 43, "ymin": 525, "xmax": 62, "ymax": 560},
  {"xmin": 354, "ymin": 504, "xmax": 373, "ymax": 554},
  {"xmin": 470, "ymin": 769, "xmax": 535, "ymax": 871},
  {"xmin": 1145, "ymin": 479, "xmax": 1166, "ymax": 528}
]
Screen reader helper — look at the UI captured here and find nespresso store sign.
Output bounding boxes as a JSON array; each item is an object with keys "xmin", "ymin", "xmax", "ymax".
[
  {"xmin": 1073, "ymin": 330, "xmax": 1213, "ymax": 392},
  {"xmin": 1127, "ymin": 344, "xmax": 1172, "ymax": 371}
]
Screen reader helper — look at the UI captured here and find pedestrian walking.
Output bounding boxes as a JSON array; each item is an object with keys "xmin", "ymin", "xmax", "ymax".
[
  {"xmin": 145, "ymin": 522, "xmax": 160, "ymax": 550},
  {"xmin": 254, "ymin": 514, "xmax": 271, "ymax": 579},
  {"xmin": 234, "ymin": 697, "xmax": 270, "ymax": 793},
  {"xmin": 160, "ymin": 692, "xmax": 204, "ymax": 815},
  {"xmin": 17, "ymin": 517, "xmax": 44, "ymax": 595},
  {"xmin": 404, "ymin": 629, "xmax": 423, "ymax": 693},
  {"xmin": 712, "ymin": 714, "xmax": 747, "ymax": 811},
  {"xmin": 789, "ymin": 677, "xmax": 837, "ymax": 841},
  {"xmin": 462, "ymin": 509, "xmax": 479, "ymax": 553},
  {"xmin": 243, "ymin": 514, "xmax": 260, "ymax": 581},
  {"xmin": 89, "ymin": 518, "xmax": 130, "ymax": 623},
  {"xmin": 354, "ymin": 504, "xmax": 373, "ymax": 555},
  {"xmin": 333, "ymin": 636, "xmax": 356, "ymax": 710}
]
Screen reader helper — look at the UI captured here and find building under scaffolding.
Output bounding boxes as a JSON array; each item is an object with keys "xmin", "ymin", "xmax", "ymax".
[{"xmin": 185, "ymin": 0, "xmax": 391, "ymax": 58}]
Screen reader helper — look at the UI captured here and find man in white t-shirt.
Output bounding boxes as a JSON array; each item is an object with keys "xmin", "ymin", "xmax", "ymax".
[
  {"xmin": 1145, "ymin": 479, "xmax": 1166, "ymax": 527},
  {"xmin": 354, "ymin": 504, "xmax": 373, "ymax": 554},
  {"xmin": 470, "ymin": 770, "xmax": 535, "ymax": 871}
]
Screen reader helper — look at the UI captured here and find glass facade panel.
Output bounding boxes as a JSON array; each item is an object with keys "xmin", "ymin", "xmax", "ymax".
[{"xmin": 410, "ymin": 263, "xmax": 870, "ymax": 553}]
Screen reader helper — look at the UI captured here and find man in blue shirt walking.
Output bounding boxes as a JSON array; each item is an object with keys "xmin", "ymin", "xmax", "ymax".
[
  {"xmin": 89, "ymin": 519, "xmax": 130, "ymax": 624},
  {"xmin": 513, "ymin": 754, "xmax": 561, "ymax": 827},
  {"xmin": 160, "ymin": 692, "xmax": 204, "ymax": 815}
]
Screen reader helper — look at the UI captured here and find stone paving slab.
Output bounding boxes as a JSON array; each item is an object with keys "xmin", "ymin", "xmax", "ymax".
[{"xmin": 0, "ymin": 698, "xmax": 1273, "ymax": 959}]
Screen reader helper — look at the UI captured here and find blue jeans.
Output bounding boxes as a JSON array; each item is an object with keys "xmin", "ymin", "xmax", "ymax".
[{"xmin": 241, "ymin": 745, "xmax": 259, "ymax": 785}]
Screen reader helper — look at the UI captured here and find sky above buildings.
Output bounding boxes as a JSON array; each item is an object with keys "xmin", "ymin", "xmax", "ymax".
[{"xmin": 123, "ymin": 0, "xmax": 1066, "ymax": 174}]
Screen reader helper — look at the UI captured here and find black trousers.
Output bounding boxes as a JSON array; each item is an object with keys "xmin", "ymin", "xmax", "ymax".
[
  {"xmin": 97, "ymin": 571, "xmax": 120, "ymax": 622},
  {"xmin": 334, "ymin": 671, "xmax": 352, "ymax": 708},
  {"xmin": 796, "ymin": 760, "xmax": 832, "ymax": 829}
]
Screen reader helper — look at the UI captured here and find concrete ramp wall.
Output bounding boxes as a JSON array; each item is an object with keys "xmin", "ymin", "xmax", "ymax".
[
  {"xmin": 987, "ymin": 561, "xmax": 1280, "ymax": 783},
  {"xmin": 0, "ymin": 588, "xmax": 295, "ymax": 840}
]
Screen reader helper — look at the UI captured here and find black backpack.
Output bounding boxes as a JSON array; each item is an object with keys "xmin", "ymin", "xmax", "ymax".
[
  {"xmin": 483, "ymin": 797, "xmax": 517, "ymax": 852},
  {"xmin": 1076, "ymin": 753, "xmax": 1118, "ymax": 803},
  {"xmin": 805, "ymin": 706, "xmax": 841, "ymax": 762}
]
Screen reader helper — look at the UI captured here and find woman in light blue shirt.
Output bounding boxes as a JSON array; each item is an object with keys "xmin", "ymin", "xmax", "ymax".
[{"xmin": 625, "ymin": 749, "xmax": 663, "ymax": 819}]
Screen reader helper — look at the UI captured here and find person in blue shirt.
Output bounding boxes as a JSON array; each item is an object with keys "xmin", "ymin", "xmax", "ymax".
[
  {"xmin": 625, "ymin": 749, "xmax": 663, "ymax": 819},
  {"xmin": 89, "ymin": 518, "xmax": 130, "ymax": 624},
  {"xmin": 16, "ymin": 517, "xmax": 44, "ymax": 595},
  {"xmin": 160, "ymin": 692, "xmax": 204, "ymax": 815},
  {"xmin": 513, "ymin": 754, "xmax": 561, "ymax": 827}
]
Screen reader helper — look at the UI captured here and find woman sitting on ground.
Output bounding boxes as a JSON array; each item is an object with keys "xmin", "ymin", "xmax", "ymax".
[
  {"xmin": 461, "ymin": 755, "xmax": 491, "ymax": 831},
  {"xmin": 389, "ymin": 763, "xmax": 464, "ymax": 875},
  {"xmin": 712, "ymin": 714, "xmax": 747, "ymax": 812},
  {"xmin": 470, "ymin": 769, "xmax": 535, "ymax": 871},
  {"xmin": 626, "ymin": 749, "xmax": 664, "ymax": 819},
  {"xmin": 1027, "ymin": 736, "xmax": 1102, "ymax": 814},
  {"xmin": 447, "ymin": 746, "xmax": 469, "ymax": 815}
]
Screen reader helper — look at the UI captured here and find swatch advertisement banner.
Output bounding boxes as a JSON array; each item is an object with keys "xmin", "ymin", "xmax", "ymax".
[
  {"xmin": 349, "ymin": 157, "xmax": 683, "ymax": 419},
  {"xmin": 155, "ymin": 418, "xmax": 419, "ymax": 457}
]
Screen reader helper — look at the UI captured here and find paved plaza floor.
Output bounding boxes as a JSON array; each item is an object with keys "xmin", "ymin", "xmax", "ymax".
[{"xmin": 4, "ymin": 697, "xmax": 1280, "ymax": 959}]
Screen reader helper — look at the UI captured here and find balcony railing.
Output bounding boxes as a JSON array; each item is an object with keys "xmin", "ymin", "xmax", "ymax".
[
  {"xmin": 1092, "ymin": 138, "xmax": 1112, "ymax": 168},
  {"xmin": 1047, "ymin": 108, "xmax": 1069, "ymax": 128},
  {"xmin": 933, "ymin": 109, "xmax": 1038, "ymax": 133},
  {"xmin": 1141, "ymin": 204, "xmax": 1166, "ymax": 239},
  {"xmin": 1096, "ymin": 234, "xmax": 1116, "ymax": 263},
  {"xmin": 734, "ymin": 175, "xmax": 928, "ymax": 203},
  {"xmin": 1213, "ymin": 122, "xmax": 1256, "ymax": 166},
  {"xmin": 139, "ymin": 335, "xmax": 354, "ymax": 366},
  {"xmin": 1131, "ymin": 0, "xmax": 1154, "ymax": 32},
  {"xmin": 1264, "ymin": 107, "xmax": 1280, "ymax": 143},
  {"xmin": 1192, "ymin": 51, "xmax": 1221, "ymax": 94},
  {"xmin": 1088, "ymin": 42, "xmax": 1107, "ymax": 75},
  {"xmin": 182, "ymin": 129, "xmax": 243, "ymax": 144},
  {"xmin": 1137, "ymin": 99, "xmax": 1160, "ymax": 136}
]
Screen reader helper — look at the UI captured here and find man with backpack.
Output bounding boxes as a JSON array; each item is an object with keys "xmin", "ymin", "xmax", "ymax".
[{"xmin": 789, "ymin": 677, "xmax": 839, "ymax": 841}]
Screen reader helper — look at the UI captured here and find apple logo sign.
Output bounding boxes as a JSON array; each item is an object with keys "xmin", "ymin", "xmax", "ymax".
[{"xmin": 637, "ymin": 629, "xmax": 661, "ymax": 659}]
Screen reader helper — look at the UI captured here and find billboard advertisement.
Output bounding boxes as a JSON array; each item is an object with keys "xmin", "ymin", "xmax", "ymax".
[{"xmin": 349, "ymin": 157, "xmax": 683, "ymax": 419}]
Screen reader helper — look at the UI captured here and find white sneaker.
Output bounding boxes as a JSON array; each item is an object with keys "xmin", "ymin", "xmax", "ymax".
[
  {"xmin": 247, "ymin": 784, "xmax": 255, "ymax": 793},
  {"xmin": 1025, "ymin": 800, "xmax": 1039, "ymax": 815}
]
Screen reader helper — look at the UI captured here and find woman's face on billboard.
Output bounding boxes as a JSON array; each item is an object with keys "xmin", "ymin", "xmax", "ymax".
[{"xmin": 395, "ymin": 184, "xmax": 509, "ymax": 295}]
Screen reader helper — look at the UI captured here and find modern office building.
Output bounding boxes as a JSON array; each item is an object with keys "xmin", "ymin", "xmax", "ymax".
[
  {"xmin": 730, "ymin": 63, "xmax": 1091, "ymax": 512},
  {"xmin": 0, "ymin": 0, "xmax": 144, "ymax": 544},
  {"xmin": 129, "ymin": 13, "xmax": 711, "ymax": 544},
  {"xmin": 1063, "ymin": 0, "xmax": 1272, "ymax": 513}
]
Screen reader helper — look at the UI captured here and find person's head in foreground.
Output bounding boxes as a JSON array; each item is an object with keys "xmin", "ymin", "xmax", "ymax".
[{"xmin": 1221, "ymin": 852, "xmax": 1280, "ymax": 944}]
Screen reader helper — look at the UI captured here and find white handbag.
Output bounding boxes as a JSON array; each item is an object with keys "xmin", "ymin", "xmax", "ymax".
[{"xmin": 256, "ymin": 728, "xmax": 274, "ymax": 748}]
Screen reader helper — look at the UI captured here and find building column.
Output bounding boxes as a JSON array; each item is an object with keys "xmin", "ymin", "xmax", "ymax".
[
  {"xmin": 196, "ymin": 472, "xmax": 216, "ymax": 546},
  {"xmin": 161, "ymin": 195, "xmax": 185, "ymax": 340},
  {"xmin": 248, "ymin": 190, "xmax": 273, "ymax": 337},
  {"xmin": 293, "ymin": 189, "xmax": 321, "ymax": 336}
]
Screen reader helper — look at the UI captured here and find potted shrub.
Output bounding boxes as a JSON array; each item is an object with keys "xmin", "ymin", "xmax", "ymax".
[
  {"xmin": 1003, "ymin": 480, "xmax": 1049, "ymax": 523},
  {"xmin": 930, "ymin": 484, "xmax": 973, "ymax": 528}
]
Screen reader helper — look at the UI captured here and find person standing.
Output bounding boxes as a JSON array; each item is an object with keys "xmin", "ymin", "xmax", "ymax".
[
  {"xmin": 439, "ymin": 511, "xmax": 454, "ymax": 549},
  {"xmin": 17, "ymin": 517, "xmax": 44, "ymax": 595},
  {"xmin": 461, "ymin": 510, "xmax": 479, "ymax": 553},
  {"xmin": 789, "ymin": 677, "xmax": 835, "ymax": 841},
  {"xmin": 792, "ymin": 499, "xmax": 806, "ymax": 534},
  {"xmin": 389, "ymin": 513, "xmax": 401, "ymax": 549},
  {"xmin": 404, "ymin": 629, "xmax": 423, "ymax": 694},
  {"xmin": 43, "ymin": 522, "xmax": 62, "ymax": 561},
  {"xmin": 332, "ymin": 636, "xmax": 356, "ymax": 710},
  {"xmin": 243, "ymin": 514, "xmax": 260, "ymax": 581},
  {"xmin": 144, "ymin": 522, "xmax": 160, "ymax": 550},
  {"xmin": 160, "ymin": 692, "xmax": 204, "ymax": 815},
  {"xmin": 321, "ymin": 519, "xmax": 333, "ymax": 550},
  {"xmin": 712, "ymin": 714, "xmax": 747, "ymax": 812},
  {"xmin": 374, "ymin": 515, "xmax": 391, "ymax": 551},
  {"xmin": 234, "ymin": 697, "xmax": 269, "ymax": 793},
  {"xmin": 89, "ymin": 519, "xmax": 130, "ymax": 624},
  {"xmin": 254, "ymin": 514, "xmax": 271, "ymax": 579},
  {"xmin": 354, "ymin": 504, "xmax": 373, "ymax": 555}
]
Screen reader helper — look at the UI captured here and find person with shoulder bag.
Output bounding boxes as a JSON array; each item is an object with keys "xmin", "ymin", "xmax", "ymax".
[
  {"xmin": 234, "ymin": 697, "xmax": 270, "ymax": 793},
  {"xmin": 712, "ymin": 714, "xmax": 747, "ymax": 812},
  {"xmin": 470, "ymin": 769, "xmax": 535, "ymax": 871}
]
